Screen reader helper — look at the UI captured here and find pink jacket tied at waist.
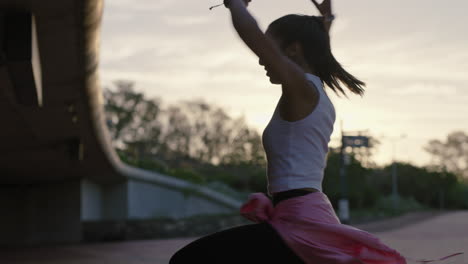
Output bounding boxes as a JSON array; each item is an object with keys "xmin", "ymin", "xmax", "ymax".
[{"xmin": 240, "ymin": 192, "xmax": 464, "ymax": 264}]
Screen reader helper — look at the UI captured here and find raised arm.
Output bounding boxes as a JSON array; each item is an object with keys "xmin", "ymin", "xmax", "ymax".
[{"xmin": 224, "ymin": 0, "xmax": 313, "ymax": 99}]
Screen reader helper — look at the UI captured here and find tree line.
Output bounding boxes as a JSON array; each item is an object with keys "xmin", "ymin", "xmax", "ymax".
[{"xmin": 103, "ymin": 80, "xmax": 468, "ymax": 211}]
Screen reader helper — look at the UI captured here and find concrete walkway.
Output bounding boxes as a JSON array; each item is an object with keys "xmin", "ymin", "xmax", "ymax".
[
  {"xmin": 1, "ymin": 211, "xmax": 466, "ymax": 264},
  {"xmin": 371, "ymin": 210, "xmax": 467, "ymax": 263}
]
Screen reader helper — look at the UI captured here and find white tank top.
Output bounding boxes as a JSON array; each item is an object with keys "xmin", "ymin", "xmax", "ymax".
[{"xmin": 262, "ymin": 73, "xmax": 336, "ymax": 195}]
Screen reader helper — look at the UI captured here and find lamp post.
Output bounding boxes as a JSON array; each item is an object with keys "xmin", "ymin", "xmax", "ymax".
[
  {"xmin": 390, "ymin": 134, "xmax": 407, "ymax": 210},
  {"xmin": 339, "ymin": 135, "xmax": 349, "ymax": 224}
]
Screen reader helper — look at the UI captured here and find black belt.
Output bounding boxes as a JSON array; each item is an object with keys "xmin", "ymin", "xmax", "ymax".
[{"xmin": 272, "ymin": 189, "xmax": 317, "ymax": 206}]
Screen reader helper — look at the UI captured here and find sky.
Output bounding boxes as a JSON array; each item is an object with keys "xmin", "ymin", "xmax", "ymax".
[{"xmin": 99, "ymin": 0, "xmax": 468, "ymax": 167}]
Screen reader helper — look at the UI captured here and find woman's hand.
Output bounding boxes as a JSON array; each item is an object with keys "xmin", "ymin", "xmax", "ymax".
[
  {"xmin": 240, "ymin": 193, "xmax": 274, "ymax": 223},
  {"xmin": 311, "ymin": 0, "xmax": 332, "ymax": 16},
  {"xmin": 311, "ymin": 0, "xmax": 334, "ymax": 33},
  {"xmin": 224, "ymin": 0, "xmax": 252, "ymax": 8}
]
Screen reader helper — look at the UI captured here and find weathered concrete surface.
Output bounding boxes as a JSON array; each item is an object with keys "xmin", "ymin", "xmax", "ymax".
[
  {"xmin": 374, "ymin": 210, "xmax": 467, "ymax": 263},
  {"xmin": 1, "ymin": 211, "xmax": 466, "ymax": 264},
  {"xmin": 0, "ymin": 180, "xmax": 82, "ymax": 246},
  {"xmin": 0, "ymin": 0, "xmax": 241, "ymax": 245},
  {"xmin": 353, "ymin": 209, "xmax": 453, "ymax": 233}
]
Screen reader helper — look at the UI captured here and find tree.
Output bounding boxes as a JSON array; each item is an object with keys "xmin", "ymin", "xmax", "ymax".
[
  {"xmin": 103, "ymin": 81, "xmax": 165, "ymax": 162},
  {"xmin": 323, "ymin": 148, "xmax": 383, "ymax": 210},
  {"xmin": 102, "ymin": 81, "xmax": 266, "ymax": 168},
  {"xmin": 161, "ymin": 99, "xmax": 265, "ymax": 167},
  {"xmin": 424, "ymin": 131, "xmax": 468, "ymax": 181},
  {"xmin": 350, "ymin": 134, "xmax": 381, "ymax": 168}
]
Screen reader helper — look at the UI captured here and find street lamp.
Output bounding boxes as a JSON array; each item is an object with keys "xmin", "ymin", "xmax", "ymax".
[{"xmin": 390, "ymin": 134, "xmax": 407, "ymax": 210}]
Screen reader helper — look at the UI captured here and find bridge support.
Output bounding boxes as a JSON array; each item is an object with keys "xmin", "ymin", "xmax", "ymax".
[{"xmin": 0, "ymin": 180, "xmax": 82, "ymax": 246}]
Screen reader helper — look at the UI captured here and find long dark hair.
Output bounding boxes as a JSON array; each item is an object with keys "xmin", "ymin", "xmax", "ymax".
[{"xmin": 268, "ymin": 14, "xmax": 365, "ymax": 97}]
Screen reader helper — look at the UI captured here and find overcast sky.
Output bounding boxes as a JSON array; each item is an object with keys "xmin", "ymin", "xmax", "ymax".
[{"xmin": 99, "ymin": 0, "xmax": 468, "ymax": 167}]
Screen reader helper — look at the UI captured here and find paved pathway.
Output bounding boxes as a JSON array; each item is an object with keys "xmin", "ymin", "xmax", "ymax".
[
  {"xmin": 371, "ymin": 211, "xmax": 467, "ymax": 263},
  {"xmin": 1, "ymin": 211, "xmax": 466, "ymax": 264}
]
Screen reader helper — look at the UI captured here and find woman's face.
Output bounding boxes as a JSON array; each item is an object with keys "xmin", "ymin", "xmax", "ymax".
[{"xmin": 259, "ymin": 29, "xmax": 283, "ymax": 85}]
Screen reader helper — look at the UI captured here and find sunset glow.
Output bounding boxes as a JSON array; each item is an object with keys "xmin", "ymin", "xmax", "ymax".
[{"xmin": 100, "ymin": 0, "xmax": 468, "ymax": 167}]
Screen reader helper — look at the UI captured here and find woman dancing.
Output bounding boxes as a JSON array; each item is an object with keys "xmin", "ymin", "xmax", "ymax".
[{"xmin": 170, "ymin": 0, "xmax": 463, "ymax": 263}]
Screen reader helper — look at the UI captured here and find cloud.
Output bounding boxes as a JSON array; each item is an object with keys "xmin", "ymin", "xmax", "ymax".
[
  {"xmin": 390, "ymin": 83, "xmax": 460, "ymax": 96},
  {"xmin": 160, "ymin": 15, "xmax": 214, "ymax": 26},
  {"xmin": 99, "ymin": 0, "xmax": 468, "ymax": 167},
  {"xmin": 105, "ymin": 0, "xmax": 175, "ymax": 12},
  {"xmin": 350, "ymin": 62, "xmax": 468, "ymax": 83}
]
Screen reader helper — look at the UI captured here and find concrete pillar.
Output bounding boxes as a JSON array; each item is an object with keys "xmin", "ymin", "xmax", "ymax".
[
  {"xmin": 0, "ymin": 179, "xmax": 82, "ymax": 246},
  {"xmin": 81, "ymin": 179, "xmax": 128, "ymax": 221}
]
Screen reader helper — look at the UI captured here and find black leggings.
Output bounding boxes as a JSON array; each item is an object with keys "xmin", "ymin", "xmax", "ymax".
[{"xmin": 169, "ymin": 222, "xmax": 305, "ymax": 264}]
